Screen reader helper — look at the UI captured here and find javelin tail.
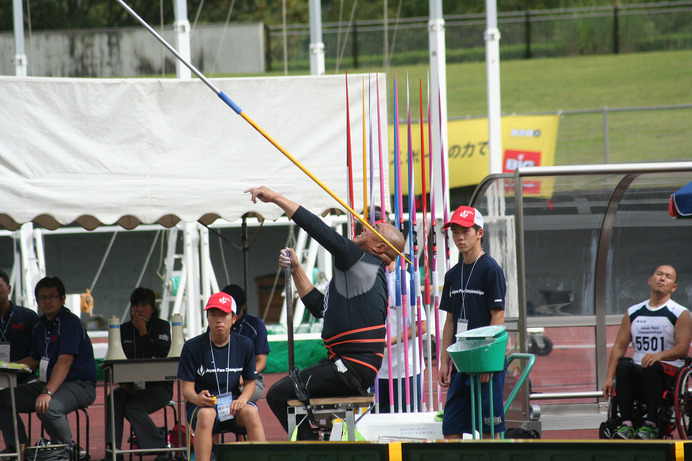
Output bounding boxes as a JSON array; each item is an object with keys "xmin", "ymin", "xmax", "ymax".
[
  {"xmin": 376, "ymin": 73, "xmax": 387, "ymax": 220},
  {"xmin": 368, "ymin": 75, "xmax": 376, "ymax": 224},
  {"xmin": 362, "ymin": 76, "xmax": 368, "ymax": 223},
  {"xmin": 404, "ymin": 74, "xmax": 414, "ymax": 413},
  {"xmin": 345, "ymin": 72, "xmax": 355, "ymax": 240},
  {"xmin": 393, "ymin": 73, "xmax": 406, "ymax": 412},
  {"xmin": 418, "ymin": 77, "xmax": 430, "ymax": 410},
  {"xmin": 429, "ymin": 76, "xmax": 443, "ymax": 412}
]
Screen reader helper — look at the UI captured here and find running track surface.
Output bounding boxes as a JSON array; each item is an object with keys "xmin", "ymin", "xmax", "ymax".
[{"xmin": 4, "ymin": 326, "xmax": 642, "ymax": 459}]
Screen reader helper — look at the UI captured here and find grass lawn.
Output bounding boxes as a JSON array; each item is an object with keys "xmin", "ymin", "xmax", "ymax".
[
  {"xmin": 219, "ymin": 50, "xmax": 692, "ymax": 164},
  {"xmin": 252, "ymin": 50, "xmax": 692, "ymax": 116}
]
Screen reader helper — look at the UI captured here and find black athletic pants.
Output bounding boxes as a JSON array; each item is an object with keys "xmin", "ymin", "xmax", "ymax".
[
  {"xmin": 615, "ymin": 358, "xmax": 673, "ymax": 424},
  {"xmin": 266, "ymin": 359, "xmax": 361, "ymax": 440}
]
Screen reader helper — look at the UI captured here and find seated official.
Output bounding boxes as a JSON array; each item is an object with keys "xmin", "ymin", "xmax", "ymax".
[
  {"xmin": 0, "ymin": 269, "xmax": 39, "ymax": 385},
  {"xmin": 103, "ymin": 288, "xmax": 172, "ymax": 461},
  {"xmin": 177, "ymin": 292, "xmax": 265, "ymax": 461},
  {"xmin": 0, "ymin": 276, "xmax": 97, "ymax": 461}
]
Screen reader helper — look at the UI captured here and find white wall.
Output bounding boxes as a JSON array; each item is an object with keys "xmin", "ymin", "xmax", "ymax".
[{"xmin": 0, "ymin": 23, "xmax": 265, "ymax": 77}]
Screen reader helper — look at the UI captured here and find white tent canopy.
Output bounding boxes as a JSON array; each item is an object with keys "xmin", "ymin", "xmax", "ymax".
[{"xmin": 0, "ymin": 74, "xmax": 389, "ymax": 230}]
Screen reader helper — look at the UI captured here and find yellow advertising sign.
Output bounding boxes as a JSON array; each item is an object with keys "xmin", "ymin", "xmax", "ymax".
[{"xmin": 388, "ymin": 114, "xmax": 559, "ymax": 196}]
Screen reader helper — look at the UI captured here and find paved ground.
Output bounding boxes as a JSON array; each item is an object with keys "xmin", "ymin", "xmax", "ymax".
[
  {"xmin": 4, "ymin": 373, "xmax": 597, "ymax": 461},
  {"xmin": 0, "ymin": 326, "xmax": 659, "ymax": 459}
]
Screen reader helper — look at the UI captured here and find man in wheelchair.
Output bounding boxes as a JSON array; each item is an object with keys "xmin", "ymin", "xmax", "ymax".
[{"xmin": 602, "ymin": 265, "xmax": 691, "ymax": 439}]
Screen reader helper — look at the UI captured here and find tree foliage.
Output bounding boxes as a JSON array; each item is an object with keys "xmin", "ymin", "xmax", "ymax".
[{"xmin": 0, "ymin": 0, "xmax": 672, "ymax": 31}]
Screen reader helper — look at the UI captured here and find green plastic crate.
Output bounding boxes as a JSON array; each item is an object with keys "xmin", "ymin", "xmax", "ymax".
[{"xmin": 447, "ymin": 325, "xmax": 508, "ymax": 373}]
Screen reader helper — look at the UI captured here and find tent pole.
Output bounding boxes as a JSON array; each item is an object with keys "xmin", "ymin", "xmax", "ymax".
[
  {"xmin": 242, "ymin": 216, "xmax": 248, "ymax": 295},
  {"xmin": 12, "ymin": 0, "xmax": 28, "ymax": 77}
]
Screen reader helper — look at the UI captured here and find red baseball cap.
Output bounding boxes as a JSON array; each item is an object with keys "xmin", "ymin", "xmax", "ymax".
[
  {"xmin": 204, "ymin": 292, "xmax": 237, "ymax": 314},
  {"xmin": 444, "ymin": 206, "xmax": 484, "ymax": 229}
]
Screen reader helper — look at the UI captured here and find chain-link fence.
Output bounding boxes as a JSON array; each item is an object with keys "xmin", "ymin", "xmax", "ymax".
[
  {"xmin": 445, "ymin": 104, "xmax": 692, "ymax": 165},
  {"xmin": 267, "ymin": 1, "xmax": 692, "ymax": 72},
  {"xmin": 547, "ymin": 104, "xmax": 691, "ymax": 164}
]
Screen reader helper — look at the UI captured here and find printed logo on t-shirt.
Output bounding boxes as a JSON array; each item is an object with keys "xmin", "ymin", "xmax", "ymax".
[
  {"xmin": 449, "ymin": 288, "xmax": 484, "ymax": 297},
  {"xmin": 197, "ymin": 365, "xmax": 244, "ymax": 376}
]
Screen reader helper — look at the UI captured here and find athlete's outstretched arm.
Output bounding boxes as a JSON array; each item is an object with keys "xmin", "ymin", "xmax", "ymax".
[{"xmin": 245, "ymin": 186, "xmax": 299, "ymax": 218}]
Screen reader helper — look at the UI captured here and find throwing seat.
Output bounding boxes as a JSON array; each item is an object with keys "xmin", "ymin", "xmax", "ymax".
[{"xmin": 286, "ymin": 395, "xmax": 375, "ymax": 441}]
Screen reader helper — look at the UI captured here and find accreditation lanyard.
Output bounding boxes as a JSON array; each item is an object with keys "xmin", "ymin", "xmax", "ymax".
[
  {"xmin": 40, "ymin": 318, "xmax": 60, "ymax": 382},
  {"xmin": 0, "ymin": 309, "xmax": 13, "ymax": 342},
  {"xmin": 0, "ymin": 309, "xmax": 13, "ymax": 361},
  {"xmin": 457, "ymin": 253, "xmax": 482, "ymax": 335},
  {"xmin": 209, "ymin": 335, "xmax": 234, "ymax": 421}
]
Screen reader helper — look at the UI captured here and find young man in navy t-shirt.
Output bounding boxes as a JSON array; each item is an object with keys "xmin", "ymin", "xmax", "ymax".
[
  {"xmin": 438, "ymin": 206, "xmax": 507, "ymax": 439},
  {"xmin": 177, "ymin": 292, "xmax": 265, "ymax": 461},
  {"xmin": 222, "ymin": 284, "xmax": 270, "ymax": 403}
]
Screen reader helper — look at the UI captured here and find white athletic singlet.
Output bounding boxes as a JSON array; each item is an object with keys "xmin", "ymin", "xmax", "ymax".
[{"xmin": 628, "ymin": 299, "xmax": 688, "ymax": 367}]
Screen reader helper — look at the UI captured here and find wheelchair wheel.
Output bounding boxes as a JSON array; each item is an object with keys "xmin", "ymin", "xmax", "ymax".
[
  {"xmin": 599, "ymin": 397, "xmax": 621, "ymax": 439},
  {"xmin": 674, "ymin": 366, "xmax": 692, "ymax": 439}
]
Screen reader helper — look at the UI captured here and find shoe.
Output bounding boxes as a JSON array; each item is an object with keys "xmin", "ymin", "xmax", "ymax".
[
  {"xmin": 31, "ymin": 446, "xmax": 71, "ymax": 461},
  {"xmin": 634, "ymin": 422, "xmax": 659, "ymax": 440},
  {"xmin": 611, "ymin": 425, "xmax": 635, "ymax": 439},
  {"xmin": 154, "ymin": 454, "xmax": 171, "ymax": 461}
]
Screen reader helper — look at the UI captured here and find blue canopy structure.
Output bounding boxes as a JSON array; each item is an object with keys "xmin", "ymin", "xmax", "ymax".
[{"xmin": 669, "ymin": 180, "xmax": 692, "ymax": 218}]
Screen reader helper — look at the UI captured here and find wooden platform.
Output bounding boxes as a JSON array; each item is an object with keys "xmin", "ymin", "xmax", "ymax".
[{"xmin": 287, "ymin": 395, "xmax": 376, "ymax": 441}]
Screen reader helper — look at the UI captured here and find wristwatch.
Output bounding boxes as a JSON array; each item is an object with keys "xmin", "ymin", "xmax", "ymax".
[{"xmin": 41, "ymin": 388, "xmax": 54, "ymax": 397}]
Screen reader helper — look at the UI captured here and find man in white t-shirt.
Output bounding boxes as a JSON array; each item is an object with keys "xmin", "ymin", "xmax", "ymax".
[
  {"xmin": 375, "ymin": 263, "xmax": 427, "ymax": 412},
  {"xmin": 602, "ymin": 264, "xmax": 691, "ymax": 440}
]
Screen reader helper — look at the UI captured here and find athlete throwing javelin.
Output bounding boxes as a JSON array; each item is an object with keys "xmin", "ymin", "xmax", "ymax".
[{"xmin": 246, "ymin": 185, "xmax": 404, "ymax": 440}]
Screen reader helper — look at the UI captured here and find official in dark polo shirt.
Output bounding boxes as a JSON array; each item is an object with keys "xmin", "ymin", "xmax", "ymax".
[
  {"xmin": 0, "ymin": 276, "xmax": 96, "ymax": 461},
  {"xmin": 0, "ymin": 269, "xmax": 38, "ymax": 383}
]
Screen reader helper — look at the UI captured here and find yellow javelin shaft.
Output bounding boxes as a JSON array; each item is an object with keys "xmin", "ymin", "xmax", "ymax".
[{"xmin": 240, "ymin": 111, "xmax": 411, "ymax": 265}]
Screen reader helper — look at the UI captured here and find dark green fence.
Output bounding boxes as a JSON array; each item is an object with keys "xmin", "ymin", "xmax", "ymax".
[{"xmin": 267, "ymin": 2, "xmax": 692, "ymax": 72}]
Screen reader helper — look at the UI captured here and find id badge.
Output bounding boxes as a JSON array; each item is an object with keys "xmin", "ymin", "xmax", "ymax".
[
  {"xmin": 457, "ymin": 318, "xmax": 468, "ymax": 335},
  {"xmin": 0, "ymin": 343, "xmax": 9, "ymax": 362},
  {"xmin": 39, "ymin": 356, "xmax": 50, "ymax": 382},
  {"xmin": 216, "ymin": 392, "xmax": 234, "ymax": 421}
]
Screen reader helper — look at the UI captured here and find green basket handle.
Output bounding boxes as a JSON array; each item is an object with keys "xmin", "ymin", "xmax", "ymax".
[{"xmin": 504, "ymin": 353, "xmax": 536, "ymax": 413}]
